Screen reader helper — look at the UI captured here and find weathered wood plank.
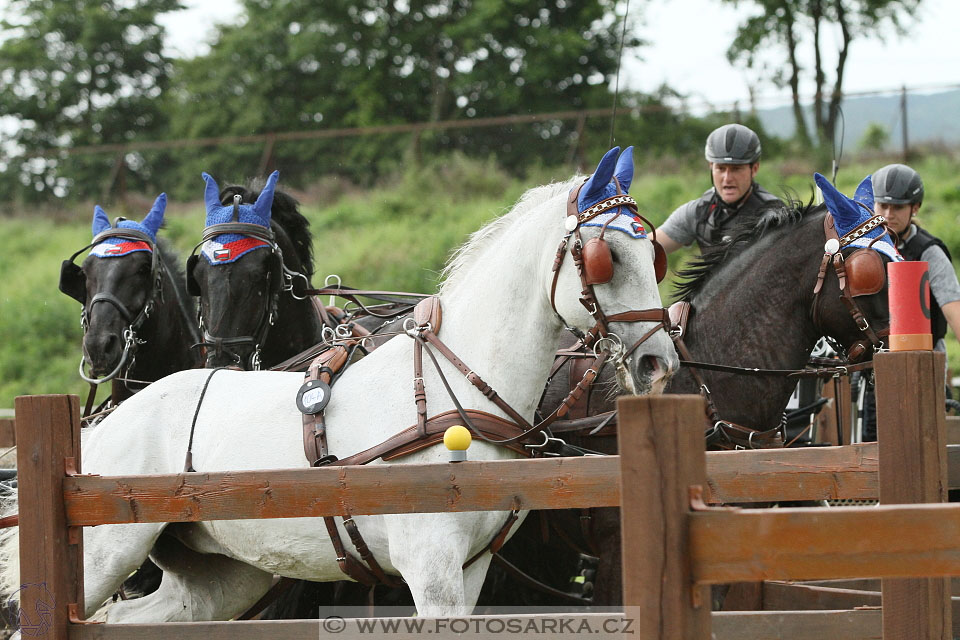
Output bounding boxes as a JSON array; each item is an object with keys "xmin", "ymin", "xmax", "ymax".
[
  {"xmin": 64, "ymin": 456, "xmax": 621, "ymax": 525},
  {"xmin": 690, "ymin": 502, "xmax": 960, "ymax": 584},
  {"xmin": 946, "ymin": 416, "xmax": 960, "ymax": 446},
  {"xmin": 68, "ymin": 610, "xmax": 884, "ymax": 640},
  {"xmin": 68, "ymin": 613, "xmax": 649, "ymax": 640},
  {"xmin": 876, "ymin": 350, "xmax": 951, "ymax": 640},
  {"xmin": 705, "ymin": 443, "xmax": 878, "ymax": 503},
  {"xmin": 61, "ymin": 443, "xmax": 891, "ymax": 526},
  {"xmin": 762, "ymin": 581, "xmax": 881, "ymax": 610},
  {"xmin": 618, "ymin": 395, "xmax": 710, "ymax": 639},
  {"xmin": 712, "ymin": 609, "xmax": 881, "ymax": 640},
  {"xmin": 16, "ymin": 395, "xmax": 83, "ymax": 640},
  {"xmin": 0, "ymin": 417, "xmax": 14, "ymax": 447}
]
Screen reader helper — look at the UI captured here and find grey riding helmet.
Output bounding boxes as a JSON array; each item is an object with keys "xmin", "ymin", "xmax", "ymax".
[
  {"xmin": 873, "ymin": 163, "xmax": 924, "ymax": 204},
  {"xmin": 704, "ymin": 124, "xmax": 761, "ymax": 164}
]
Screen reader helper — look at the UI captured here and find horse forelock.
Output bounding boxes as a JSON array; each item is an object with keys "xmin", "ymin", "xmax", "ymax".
[
  {"xmin": 438, "ymin": 177, "xmax": 578, "ymax": 295},
  {"xmin": 223, "ymin": 183, "xmax": 314, "ymax": 279},
  {"xmin": 672, "ymin": 197, "xmax": 820, "ymax": 303}
]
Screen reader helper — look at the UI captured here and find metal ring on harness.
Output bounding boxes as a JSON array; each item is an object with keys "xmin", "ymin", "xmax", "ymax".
[
  {"xmin": 77, "ymin": 329, "xmax": 137, "ymax": 384},
  {"xmin": 324, "ymin": 274, "xmax": 342, "ymax": 307},
  {"xmin": 284, "ymin": 269, "xmax": 311, "ymax": 300},
  {"xmin": 592, "ymin": 334, "xmax": 623, "ymax": 359}
]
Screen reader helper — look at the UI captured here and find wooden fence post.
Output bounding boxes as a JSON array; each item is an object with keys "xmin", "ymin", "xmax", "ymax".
[
  {"xmin": 0, "ymin": 416, "xmax": 14, "ymax": 448},
  {"xmin": 618, "ymin": 394, "xmax": 711, "ymax": 639},
  {"xmin": 875, "ymin": 351, "xmax": 950, "ymax": 639},
  {"xmin": 15, "ymin": 395, "xmax": 84, "ymax": 640}
]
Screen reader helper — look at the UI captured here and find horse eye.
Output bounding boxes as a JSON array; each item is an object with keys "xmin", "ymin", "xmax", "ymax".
[
  {"xmin": 138, "ymin": 264, "xmax": 150, "ymax": 276},
  {"xmin": 610, "ymin": 250, "xmax": 619, "ymax": 264}
]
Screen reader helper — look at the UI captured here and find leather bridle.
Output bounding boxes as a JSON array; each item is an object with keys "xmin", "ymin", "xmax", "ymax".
[
  {"xmin": 60, "ymin": 227, "xmax": 163, "ymax": 384},
  {"xmin": 674, "ymin": 209, "xmax": 894, "ymax": 450},
  {"xmin": 549, "ymin": 179, "xmax": 670, "ymax": 377},
  {"xmin": 811, "ymin": 211, "xmax": 891, "ymax": 363},
  {"xmin": 186, "ymin": 195, "xmax": 309, "ymax": 370}
]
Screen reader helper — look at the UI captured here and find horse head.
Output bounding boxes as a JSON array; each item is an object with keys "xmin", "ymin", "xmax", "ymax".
[
  {"xmin": 812, "ymin": 172, "xmax": 899, "ymax": 362},
  {"xmin": 551, "ymin": 146, "xmax": 678, "ymax": 395},
  {"xmin": 59, "ymin": 195, "xmax": 166, "ymax": 381},
  {"xmin": 187, "ymin": 171, "xmax": 315, "ymax": 369}
]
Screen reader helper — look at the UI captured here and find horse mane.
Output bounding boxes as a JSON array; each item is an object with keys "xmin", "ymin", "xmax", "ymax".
[
  {"xmin": 155, "ymin": 237, "xmax": 196, "ymax": 317},
  {"xmin": 219, "ymin": 183, "xmax": 314, "ymax": 280},
  {"xmin": 671, "ymin": 196, "xmax": 821, "ymax": 303},
  {"xmin": 438, "ymin": 177, "xmax": 579, "ymax": 294}
]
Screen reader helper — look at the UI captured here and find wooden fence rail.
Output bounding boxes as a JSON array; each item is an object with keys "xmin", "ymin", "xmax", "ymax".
[
  {"xmin": 619, "ymin": 350, "xmax": 954, "ymax": 640},
  {"xmin": 13, "ymin": 351, "xmax": 958, "ymax": 639}
]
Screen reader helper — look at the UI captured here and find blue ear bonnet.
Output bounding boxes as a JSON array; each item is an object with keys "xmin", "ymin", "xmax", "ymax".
[
  {"xmin": 576, "ymin": 146, "xmax": 648, "ymax": 239},
  {"xmin": 814, "ymin": 173, "xmax": 901, "ymax": 262},
  {"xmin": 89, "ymin": 194, "xmax": 165, "ymax": 258},
  {"xmin": 200, "ymin": 171, "xmax": 278, "ymax": 264}
]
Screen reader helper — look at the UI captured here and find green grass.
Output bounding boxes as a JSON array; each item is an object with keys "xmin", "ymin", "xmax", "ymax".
[{"xmin": 2, "ymin": 151, "xmax": 959, "ymax": 407}]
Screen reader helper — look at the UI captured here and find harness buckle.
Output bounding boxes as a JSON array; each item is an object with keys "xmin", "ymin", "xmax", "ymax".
[{"xmin": 856, "ymin": 316, "xmax": 870, "ymax": 331}]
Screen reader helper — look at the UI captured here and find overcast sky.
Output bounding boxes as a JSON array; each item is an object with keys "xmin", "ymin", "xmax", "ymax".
[{"xmin": 159, "ymin": 0, "xmax": 960, "ymax": 110}]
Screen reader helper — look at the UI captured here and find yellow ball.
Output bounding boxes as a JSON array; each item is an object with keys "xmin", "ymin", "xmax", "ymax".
[{"xmin": 443, "ymin": 425, "xmax": 472, "ymax": 451}]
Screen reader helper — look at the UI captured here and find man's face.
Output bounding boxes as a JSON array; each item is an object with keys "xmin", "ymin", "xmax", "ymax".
[
  {"xmin": 711, "ymin": 162, "xmax": 759, "ymax": 204},
  {"xmin": 875, "ymin": 202, "xmax": 920, "ymax": 236}
]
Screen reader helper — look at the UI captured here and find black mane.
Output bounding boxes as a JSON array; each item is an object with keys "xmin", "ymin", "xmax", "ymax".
[
  {"xmin": 219, "ymin": 183, "xmax": 315, "ymax": 279},
  {"xmin": 671, "ymin": 197, "xmax": 821, "ymax": 303},
  {"xmin": 155, "ymin": 236, "xmax": 196, "ymax": 316}
]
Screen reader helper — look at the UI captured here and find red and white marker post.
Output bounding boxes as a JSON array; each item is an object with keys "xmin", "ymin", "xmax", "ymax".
[{"xmin": 888, "ymin": 261, "xmax": 933, "ymax": 351}]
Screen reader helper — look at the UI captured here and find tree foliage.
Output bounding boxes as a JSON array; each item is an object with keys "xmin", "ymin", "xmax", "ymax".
[
  {"xmin": 724, "ymin": 0, "xmax": 922, "ymax": 148},
  {"xmin": 0, "ymin": 0, "xmax": 184, "ymax": 202},
  {"xmin": 163, "ymin": 0, "xmax": 641, "ymax": 191}
]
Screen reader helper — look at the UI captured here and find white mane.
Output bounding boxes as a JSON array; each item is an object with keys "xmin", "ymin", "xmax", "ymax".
[{"xmin": 438, "ymin": 177, "xmax": 581, "ymax": 295}]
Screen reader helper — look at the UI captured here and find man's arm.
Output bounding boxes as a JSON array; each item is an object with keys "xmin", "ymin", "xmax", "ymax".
[
  {"xmin": 656, "ymin": 230, "xmax": 684, "ymax": 253},
  {"xmin": 657, "ymin": 199, "xmax": 699, "ymax": 254},
  {"xmin": 942, "ymin": 301, "xmax": 960, "ymax": 345}
]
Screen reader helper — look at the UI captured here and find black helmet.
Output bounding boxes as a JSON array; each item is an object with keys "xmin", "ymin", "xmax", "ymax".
[
  {"xmin": 873, "ymin": 163, "xmax": 923, "ymax": 204},
  {"xmin": 704, "ymin": 124, "xmax": 761, "ymax": 164}
]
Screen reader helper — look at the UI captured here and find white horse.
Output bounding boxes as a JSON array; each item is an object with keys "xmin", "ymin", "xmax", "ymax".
[{"xmin": 0, "ymin": 147, "xmax": 678, "ymax": 622}]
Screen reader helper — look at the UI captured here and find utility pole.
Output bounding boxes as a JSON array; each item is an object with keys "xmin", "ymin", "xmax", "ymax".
[{"xmin": 900, "ymin": 85, "xmax": 910, "ymax": 162}]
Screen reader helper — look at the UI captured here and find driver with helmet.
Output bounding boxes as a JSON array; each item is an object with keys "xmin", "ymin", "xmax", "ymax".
[
  {"xmin": 658, "ymin": 123, "xmax": 786, "ymax": 254},
  {"xmin": 861, "ymin": 163, "xmax": 960, "ymax": 441}
]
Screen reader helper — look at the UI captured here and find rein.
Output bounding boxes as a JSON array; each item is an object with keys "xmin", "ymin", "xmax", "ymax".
[{"xmin": 669, "ymin": 210, "xmax": 893, "ymax": 449}]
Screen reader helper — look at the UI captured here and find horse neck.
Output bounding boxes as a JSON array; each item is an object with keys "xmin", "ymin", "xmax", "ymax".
[
  {"xmin": 438, "ymin": 215, "xmax": 563, "ymax": 421},
  {"xmin": 130, "ymin": 250, "xmax": 201, "ymax": 381},
  {"xmin": 671, "ymin": 215, "xmax": 825, "ymax": 429},
  {"xmin": 260, "ymin": 231, "xmax": 323, "ymax": 368}
]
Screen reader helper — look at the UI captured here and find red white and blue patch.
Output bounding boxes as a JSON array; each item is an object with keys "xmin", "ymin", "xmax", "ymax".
[
  {"xmin": 90, "ymin": 239, "xmax": 152, "ymax": 258},
  {"xmin": 580, "ymin": 209, "xmax": 649, "ymax": 239},
  {"xmin": 200, "ymin": 236, "xmax": 271, "ymax": 264}
]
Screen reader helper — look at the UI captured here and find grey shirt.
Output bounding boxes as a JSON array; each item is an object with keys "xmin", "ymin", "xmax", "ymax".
[
  {"xmin": 900, "ymin": 223, "xmax": 960, "ymax": 351},
  {"xmin": 660, "ymin": 184, "xmax": 783, "ymax": 250}
]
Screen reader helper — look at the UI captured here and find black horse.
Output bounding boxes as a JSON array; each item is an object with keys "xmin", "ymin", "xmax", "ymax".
[
  {"xmin": 57, "ymin": 196, "xmax": 200, "ymax": 600},
  {"xmin": 185, "ymin": 172, "xmax": 330, "ymax": 370},
  {"xmin": 59, "ymin": 196, "xmax": 201, "ymax": 406},
  {"xmin": 519, "ymin": 186, "xmax": 895, "ymax": 606}
]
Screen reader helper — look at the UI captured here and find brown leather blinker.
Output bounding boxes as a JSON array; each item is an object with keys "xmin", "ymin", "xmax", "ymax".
[
  {"xmin": 845, "ymin": 248, "xmax": 886, "ymax": 297},
  {"xmin": 653, "ymin": 241, "xmax": 667, "ymax": 284},
  {"xmin": 582, "ymin": 237, "xmax": 614, "ymax": 285}
]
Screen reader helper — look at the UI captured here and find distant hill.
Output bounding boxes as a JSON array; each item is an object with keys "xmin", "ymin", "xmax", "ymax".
[{"xmin": 756, "ymin": 89, "xmax": 960, "ymax": 149}]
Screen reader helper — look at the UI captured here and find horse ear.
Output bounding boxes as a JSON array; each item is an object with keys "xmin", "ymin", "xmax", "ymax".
[
  {"xmin": 614, "ymin": 146, "xmax": 634, "ymax": 193},
  {"xmin": 814, "ymin": 172, "xmax": 857, "ymax": 228},
  {"xmin": 141, "ymin": 193, "xmax": 166, "ymax": 236},
  {"xmin": 855, "ymin": 174, "xmax": 874, "ymax": 211},
  {"xmin": 253, "ymin": 171, "xmax": 280, "ymax": 220},
  {"xmin": 92, "ymin": 205, "xmax": 111, "ymax": 237},
  {"xmin": 202, "ymin": 172, "xmax": 222, "ymax": 213},
  {"xmin": 581, "ymin": 147, "xmax": 620, "ymax": 206}
]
